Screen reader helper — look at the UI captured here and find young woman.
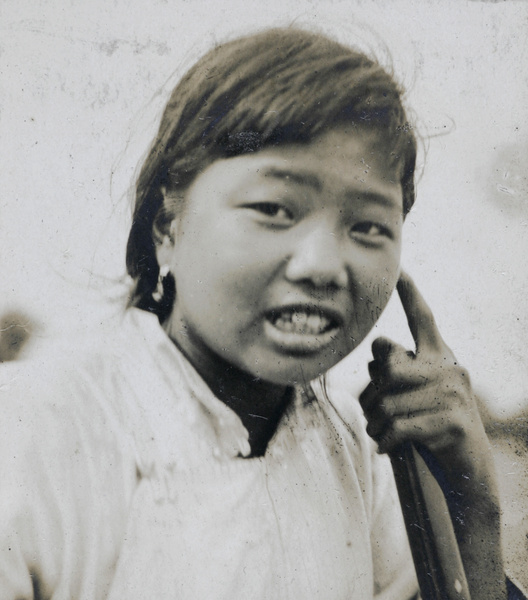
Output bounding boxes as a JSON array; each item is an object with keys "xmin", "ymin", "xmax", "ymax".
[{"xmin": 0, "ymin": 27, "xmax": 520, "ymax": 599}]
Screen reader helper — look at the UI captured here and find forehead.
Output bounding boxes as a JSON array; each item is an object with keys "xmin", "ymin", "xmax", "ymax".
[
  {"xmin": 244, "ymin": 128, "xmax": 404, "ymax": 210},
  {"xmin": 182, "ymin": 127, "xmax": 405, "ymax": 216}
]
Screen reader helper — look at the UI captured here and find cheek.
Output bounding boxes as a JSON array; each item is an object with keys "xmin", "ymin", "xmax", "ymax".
[
  {"xmin": 367, "ymin": 279, "xmax": 395, "ymax": 318},
  {"xmin": 172, "ymin": 231, "xmax": 271, "ymax": 323},
  {"xmin": 354, "ymin": 249, "xmax": 401, "ymax": 322}
]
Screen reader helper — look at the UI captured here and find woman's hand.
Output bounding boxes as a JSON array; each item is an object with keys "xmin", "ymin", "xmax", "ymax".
[
  {"xmin": 360, "ymin": 271, "xmax": 495, "ymax": 494},
  {"xmin": 359, "ymin": 271, "xmax": 506, "ymax": 599}
]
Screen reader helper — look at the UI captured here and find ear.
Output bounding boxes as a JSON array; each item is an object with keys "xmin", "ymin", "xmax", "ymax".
[{"xmin": 155, "ymin": 219, "xmax": 177, "ymax": 269}]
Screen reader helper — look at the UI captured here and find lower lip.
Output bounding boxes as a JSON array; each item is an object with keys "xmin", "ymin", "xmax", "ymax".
[{"xmin": 263, "ymin": 319, "xmax": 340, "ymax": 355}]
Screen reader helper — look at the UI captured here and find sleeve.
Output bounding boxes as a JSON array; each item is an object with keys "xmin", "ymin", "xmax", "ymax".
[
  {"xmin": 0, "ymin": 372, "xmax": 72, "ymax": 598},
  {"xmin": 0, "ymin": 362, "xmax": 133, "ymax": 600}
]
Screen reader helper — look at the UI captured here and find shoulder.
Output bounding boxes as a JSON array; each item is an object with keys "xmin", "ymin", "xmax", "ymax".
[
  {"xmin": 0, "ymin": 340, "xmax": 139, "ymax": 599},
  {"xmin": 0, "ymin": 310, "xmax": 153, "ymax": 471},
  {"xmin": 0, "ymin": 338, "xmax": 112, "ymax": 427},
  {"xmin": 0, "ymin": 307, "xmax": 157, "ymax": 411},
  {"xmin": 0, "ymin": 306, "xmax": 198, "ymax": 479},
  {"xmin": 0, "ymin": 348, "xmax": 126, "ymax": 483}
]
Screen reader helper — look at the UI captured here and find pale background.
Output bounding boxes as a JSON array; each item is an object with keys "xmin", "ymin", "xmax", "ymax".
[{"xmin": 1, "ymin": 0, "xmax": 528, "ymax": 588}]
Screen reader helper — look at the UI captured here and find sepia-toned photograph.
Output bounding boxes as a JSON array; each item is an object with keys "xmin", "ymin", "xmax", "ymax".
[{"xmin": 1, "ymin": 1, "xmax": 527, "ymax": 598}]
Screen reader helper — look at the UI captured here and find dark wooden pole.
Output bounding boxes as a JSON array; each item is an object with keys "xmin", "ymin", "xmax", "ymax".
[{"xmin": 390, "ymin": 442, "xmax": 472, "ymax": 600}]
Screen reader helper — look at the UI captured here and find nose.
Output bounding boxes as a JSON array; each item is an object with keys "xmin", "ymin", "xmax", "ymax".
[{"xmin": 285, "ymin": 223, "xmax": 349, "ymax": 289}]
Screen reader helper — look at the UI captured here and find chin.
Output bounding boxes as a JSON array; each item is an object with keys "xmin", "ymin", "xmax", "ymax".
[{"xmin": 250, "ymin": 355, "xmax": 348, "ymax": 387}]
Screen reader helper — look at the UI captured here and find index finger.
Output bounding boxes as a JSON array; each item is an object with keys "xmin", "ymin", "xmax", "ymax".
[{"xmin": 396, "ymin": 271, "xmax": 444, "ymax": 355}]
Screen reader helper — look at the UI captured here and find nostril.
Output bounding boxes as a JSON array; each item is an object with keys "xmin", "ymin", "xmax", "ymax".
[{"xmin": 285, "ymin": 263, "xmax": 349, "ymax": 289}]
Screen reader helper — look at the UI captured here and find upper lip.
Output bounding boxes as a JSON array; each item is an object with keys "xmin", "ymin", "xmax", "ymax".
[{"xmin": 265, "ymin": 303, "xmax": 345, "ymax": 329}]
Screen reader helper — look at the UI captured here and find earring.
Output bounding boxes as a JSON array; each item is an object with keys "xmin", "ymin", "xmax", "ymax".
[{"xmin": 152, "ymin": 264, "xmax": 170, "ymax": 302}]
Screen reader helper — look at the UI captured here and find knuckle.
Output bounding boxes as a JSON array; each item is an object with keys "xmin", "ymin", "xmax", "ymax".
[
  {"xmin": 367, "ymin": 360, "xmax": 380, "ymax": 380},
  {"xmin": 359, "ymin": 381, "xmax": 377, "ymax": 405},
  {"xmin": 447, "ymin": 422, "xmax": 466, "ymax": 442},
  {"xmin": 450, "ymin": 363, "xmax": 470, "ymax": 382},
  {"xmin": 385, "ymin": 349, "xmax": 412, "ymax": 378},
  {"xmin": 391, "ymin": 419, "xmax": 404, "ymax": 436},
  {"xmin": 367, "ymin": 418, "xmax": 390, "ymax": 442},
  {"xmin": 380, "ymin": 398, "xmax": 396, "ymax": 418}
]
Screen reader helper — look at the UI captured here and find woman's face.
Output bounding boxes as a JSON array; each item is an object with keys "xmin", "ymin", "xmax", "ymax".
[{"xmin": 159, "ymin": 128, "xmax": 404, "ymax": 386}]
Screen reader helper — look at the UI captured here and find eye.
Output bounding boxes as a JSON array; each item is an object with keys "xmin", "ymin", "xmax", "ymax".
[
  {"xmin": 350, "ymin": 221, "xmax": 393, "ymax": 241},
  {"xmin": 244, "ymin": 202, "xmax": 294, "ymax": 223}
]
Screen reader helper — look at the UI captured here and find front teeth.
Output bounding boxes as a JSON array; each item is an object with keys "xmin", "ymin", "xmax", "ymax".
[{"xmin": 273, "ymin": 310, "xmax": 333, "ymax": 335}]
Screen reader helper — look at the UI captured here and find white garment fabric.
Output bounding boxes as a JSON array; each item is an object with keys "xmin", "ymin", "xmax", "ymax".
[{"xmin": 0, "ymin": 308, "xmax": 418, "ymax": 600}]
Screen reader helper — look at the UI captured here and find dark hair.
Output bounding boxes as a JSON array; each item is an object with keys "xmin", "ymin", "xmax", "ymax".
[{"xmin": 126, "ymin": 27, "xmax": 417, "ymax": 321}]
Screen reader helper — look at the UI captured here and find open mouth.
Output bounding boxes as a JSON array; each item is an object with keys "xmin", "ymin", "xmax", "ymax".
[{"xmin": 265, "ymin": 305, "xmax": 341, "ymax": 339}]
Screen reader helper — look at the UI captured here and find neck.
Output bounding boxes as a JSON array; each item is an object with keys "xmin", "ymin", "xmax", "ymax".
[
  {"xmin": 207, "ymin": 364, "xmax": 293, "ymax": 457},
  {"xmin": 167, "ymin": 330, "xmax": 292, "ymax": 456}
]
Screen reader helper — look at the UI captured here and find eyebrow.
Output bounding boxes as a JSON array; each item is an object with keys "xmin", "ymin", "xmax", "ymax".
[
  {"xmin": 345, "ymin": 189, "xmax": 401, "ymax": 211},
  {"xmin": 262, "ymin": 166, "xmax": 401, "ymax": 211},
  {"xmin": 262, "ymin": 167, "xmax": 322, "ymax": 191}
]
